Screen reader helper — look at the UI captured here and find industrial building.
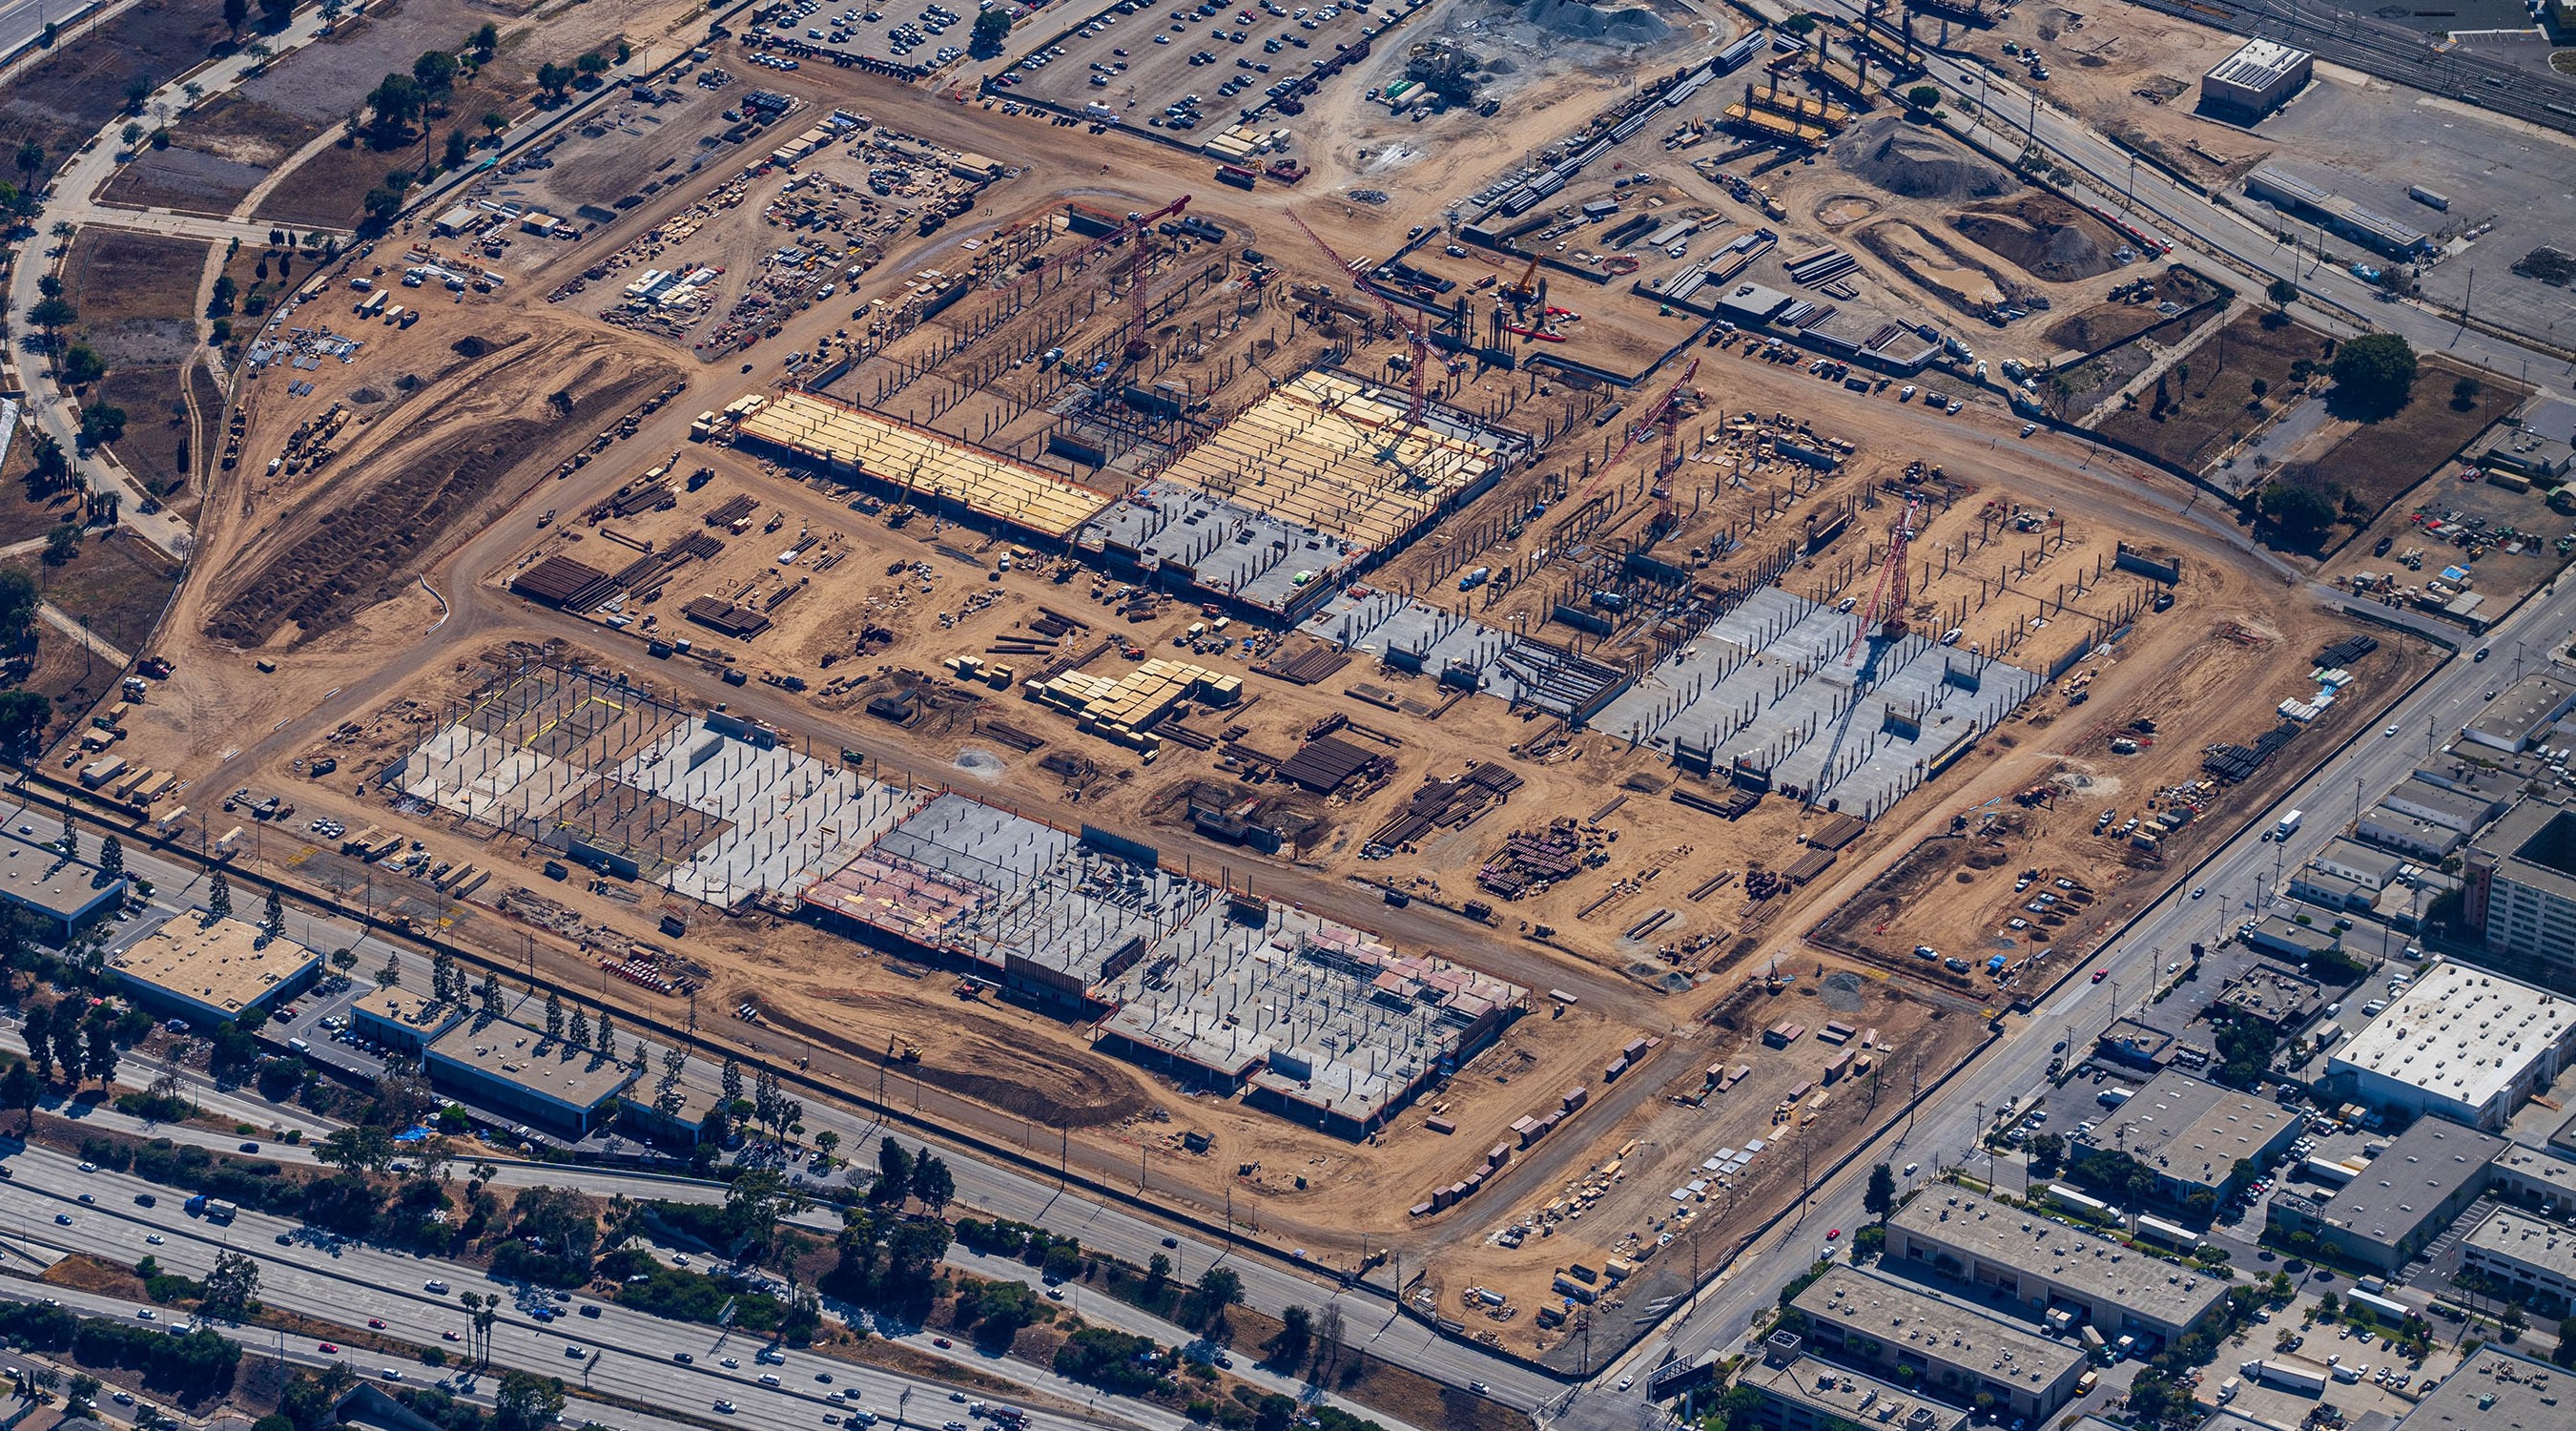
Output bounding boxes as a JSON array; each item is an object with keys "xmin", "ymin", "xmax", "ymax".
[
  {"xmin": 1741, "ymin": 1342, "xmax": 1967, "ymax": 1431},
  {"xmin": 2393, "ymin": 1343, "xmax": 2561, "ymax": 1431},
  {"xmin": 2490, "ymin": 1142, "xmax": 2576, "ymax": 1214},
  {"xmin": 2200, "ymin": 39, "xmax": 2313, "ymax": 118},
  {"xmin": 350, "ymin": 986, "xmax": 468, "ymax": 1055},
  {"xmin": 2463, "ymin": 674, "xmax": 2576, "ymax": 754},
  {"xmin": 2459, "ymin": 1209, "xmax": 2576, "ymax": 1315},
  {"xmin": 2264, "ymin": 1117, "xmax": 2505, "ymax": 1271},
  {"xmin": 2243, "ymin": 166, "xmax": 2434, "ymax": 259},
  {"xmin": 1788, "ymin": 1266, "xmax": 2090, "ymax": 1422},
  {"xmin": 1072, "ymin": 479, "xmax": 1361, "ymax": 623},
  {"xmin": 2243, "ymin": 914, "xmax": 2341, "ymax": 961},
  {"xmin": 107, "ymin": 917, "xmax": 320, "ymax": 1027},
  {"xmin": 423, "ymin": 1011, "xmax": 641, "ymax": 1140},
  {"xmin": 2353, "ymin": 801, "xmax": 2465, "ymax": 861},
  {"xmin": 2464, "ymin": 797, "xmax": 2576, "ymax": 987},
  {"xmin": 2070, "ymin": 1070, "xmax": 2301, "ymax": 1204},
  {"xmin": 2326, "ymin": 961, "xmax": 2576, "ymax": 1130},
  {"xmin": 2380, "ymin": 777, "xmax": 2511, "ymax": 835},
  {"xmin": 730, "ymin": 390, "xmax": 1112, "ymax": 541},
  {"xmin": 1886, "ymin": 1191, "xmax": 2229, "ymax": 1341}
]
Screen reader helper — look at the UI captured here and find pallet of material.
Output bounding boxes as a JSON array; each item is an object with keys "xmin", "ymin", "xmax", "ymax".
[
  {"xmin": 705, "ymin": 494, "xmax": 761, "ymax": 528},
  {"xmin": 683, "ymin": 596, "xmax": 774, "ymax": 639},
  {"xmin": 1670, "ymin": 786, "xmax": 1762, "ymax": 819},
  {"xmin": 1369, "ymin": 813, "xmax": 1434, "ymax": 849},
  {"xmin": 1687, "ymin": 869, "xmax": 1737, "ymax": 902},
  {"xmin": 1156, "ymin": 721, "xmax": 1215, "ymax": 752},
  {"xmin": 1221, "ymin": 740, "xmax": 1285, "ymax": 768},
  {"xmin": 1589, "ymin": 795, "xmax": 1627, "ymax": 823},
  {"xmin": 1782, "ymin": 848, "xmax": 1837, "ymax": 885}
]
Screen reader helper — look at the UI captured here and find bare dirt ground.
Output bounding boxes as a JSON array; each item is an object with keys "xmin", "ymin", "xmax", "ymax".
[
  {"xmin": 1988, "ymin": 3, "xmax": 2272, "ymax": 192},
  {"xmin": 0, "ymin": 0, "xmax": 230, "ymax": 162},
  {"xmin": 74, "ymin": 29, "xmax": 2406, "ymax": 1303},
  {"xmin": 61, "ymin": 228, "xmax": 213, "ymax": 499}
]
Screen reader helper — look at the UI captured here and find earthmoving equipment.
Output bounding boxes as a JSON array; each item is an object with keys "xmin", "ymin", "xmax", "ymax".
[{"xmin": 1289, "ymin": 210, "xmax": 1430, "ymax": 429}]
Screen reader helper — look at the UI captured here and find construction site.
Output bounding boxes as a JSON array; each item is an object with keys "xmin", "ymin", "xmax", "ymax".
[{"xmin": 39, "ymin": 0, "xmax": 2461, "ymax": 1394}]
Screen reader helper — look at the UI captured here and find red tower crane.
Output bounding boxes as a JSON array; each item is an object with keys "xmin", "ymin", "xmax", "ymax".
[
  {"xmin": 1843, "ymin": 494, "xmax": 1922, "ymax": 666},
  {"xmin": 987, "ymin": 197, "xmax": 1192, "ymax": 365},
  {"xmin": 1567, "ymin": 359, "xmax": 1700, "ymax": 525},
  {"xmin": 1288, "ymin": 211, "xmax": 1430, "ymax": 428}
]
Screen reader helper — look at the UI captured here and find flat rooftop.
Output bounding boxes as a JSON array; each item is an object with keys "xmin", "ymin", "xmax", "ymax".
[
  {"xmin": 427, "ymin": 1011, "xmax": 638, "ymax": 1113},
  {"xmin": 733, "ymin": 390, "xmax": 1110, "ymax": 538},
  {"xmin": 2295, "ymin": 1117, "xmax": 2505, "ymax": 1245},
  {"xmin": 0, "ymin": 802, "xmax": 125, "ymax": 921},
  {"xmin": 2206, "ymin": 37, "xmax": 2312, "ymax": 88},
  {"xmin": 1793, "ymin": 1265, "xmax": 2088, "ymax": 1390},
  {"xmin": 1746, "ymin": 1354, "xmax": 1967, "ymax": 1431},
  {"xmin": 2468, "ymin": 674, "xmax": 2574, "ymax": 750},
  {"xmin": 1890, "ymin": 1191, "xmax": 2230, "ymax": 1330},
  {"xmin": 1156, "ymin": 370, "xmax": 1515, "ymax": 553},
  {"xmin": 2080, "ymin": 1070, "xmax": 2300, "ymax": 1190},
  {"xmin": 1074, "ymin": 478, "xmax": 1363, "ymax": 614},
  {"xmin": 111, "ymin": 916, "xmax": 318, "ymax": 1017},
  {"xmin": 2398, "ymin": 1344, "xmax": 2565, "ymax": 1431},
  {"xmin": 2328, "ymin": 961, "xmax": 2576, "ymax": 1112},
  {"xmin": 2465, "ymin": 1208, "xmax": 2576, "ymax": 1281}
]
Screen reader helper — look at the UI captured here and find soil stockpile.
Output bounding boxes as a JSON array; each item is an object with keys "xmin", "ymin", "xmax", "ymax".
[
  {"xmin": 1838, "ymin": 114, "xmax": 2012, "ymax": 200},
  {"xmin": 1949, "ymin": 195, "xmax": 2121, "ymax": 282},
  {"xmin": 1518, "ymin": 0, "xmax": 1671, "ymax": 43}
]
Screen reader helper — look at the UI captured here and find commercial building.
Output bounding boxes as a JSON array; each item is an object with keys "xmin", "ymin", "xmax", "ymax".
[
  {"xmin": 2201, "ymin": 39, "xmax": 2312, "ymax": 118},
  {"xmin": 1887, "ymin": 1190, "xmax": 2229, "ymax": 1341},
  {"xmin": 2471, "ymin": 397, "xmax": 2576, "ymax": 485},
  {"xmin": 349, "ymin": 986, "xmax": 467, "ymax": 1055},
  {"xmin": 2394, "ymin": 1343, "xmax": 2563, "ymax": 1431},
  {"xmin": 1789, "ymin": 1266, "xmax": 2090, "ymax": 1422},
  {"xmin": 2289, "ymin": 867, "xmax": 2372, "ymax": 912},
  {"xmin": 2326, "ymin": 961, "xmax": 2576, "ymax": 1130},
  {"xmin": 107, "ymin": 917, "xmax": 320, "ymax": 1027},
  {"xmin": 2463, "ymin": 797, "xmax": 2576, "ymax": 987},
  {"xmin": 2071, "ymin": 1070, "xmax": 2301, "ymax": 1204},
  {"xmin": 2244, "ymin": 915, "xmax": 2340, "ymax": 961},
  {"xmin": 2464, "ymin": 675, "xmax": 2576, "ymax": 754},
  {"xmin": 2244, "ymin": 166, "xmax": 2433, "ymax": 259},
  {"xmin": 2354, "ymin": 802, "xmax": 2464, "ymax": 861},
  {"xmin": 1741, "ymin": 1343, "xmax": 1968, "ymax": 1431},
  {"xmin": 2264, "ymin": 1117, "xmax": 2506, "ymax": 1271},
  {"xmin": 2313, "ymin": 839, "xmax": 2405, "ymax": 891},
  {"xmin": 2459, "ymin": 1210, "xmax": 2576, "ymax": 1315},
  {"xmin": 423, "ymin": 1012, "xmax": 640, "ymax": 1140},
  {"xmin": 2488, "ymin": 1142, "xmax": 2576, "ymax": 1215},
  {"xmin": 2382, "ymin": 779, "xmax": 2509, "ymax": 836},
  {"xmin": 0, "ymin": 801, "xmax": 128, "ymax": 941}
]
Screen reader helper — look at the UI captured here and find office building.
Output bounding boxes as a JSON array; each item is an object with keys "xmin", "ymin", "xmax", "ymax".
[
  {"xmin": 2264, "ymin": 1117, "xmax": 2505, "ymax": 1271},
  {"xmin": 2463, "ymin": 798, "xmax": 2576, "ymax": 987},
  {"xmin": 424, "ymin": 1012, "xmax": 640, "ymax": 1139},
  {"xmin": 2326, "ymin": 961, "xmax": 2576, "ymax": 1130},
  {"xmin": 1741, "ymin": 1343, "xmax": 1968, "ymax": 1431},
  {"xmin": 1887, "ymin": 1190, "xmax": 2228, "ymax": 1341},
  {"xmin": 0, "ymin": 801, "xmax": 128, "ymax": 941},
  {"xmin": 350, "ymin": 986, "xmax": 467, "ymax": 1055},
  {"xmin": 108, "ymin": 916, "xmax": 319, "ymax": 1027}
]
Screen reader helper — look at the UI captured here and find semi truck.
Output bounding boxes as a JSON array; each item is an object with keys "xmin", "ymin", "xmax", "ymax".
[{"xmin": 184, "ymin": 1194, "xmax": 239, "ymax": 1222}]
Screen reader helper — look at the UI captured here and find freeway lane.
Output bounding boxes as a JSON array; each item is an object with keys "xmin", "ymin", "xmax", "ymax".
[
  {"xmin": 0, "ymin": 1141, "xmax": 1163, "ymax": 1431},
  {"xmin": 1574, "ymin": 573, "xmax": 2576, "ymax": 1420}
]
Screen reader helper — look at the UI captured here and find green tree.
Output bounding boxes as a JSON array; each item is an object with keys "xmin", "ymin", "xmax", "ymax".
[
  {"xmin": 875, "ymin": 1137, "xmax": 914, "ymax": 1205},
  {"xmin": 78, "ymin": 404, "xmax": 126, "ymax": 447},
  {"xmin": 2453, "ymin": 375, "xmax": 2483, "ymax": 409},
  {"xmin": 41, "ymin": 524, "xmax": 78, "ymax": 566},
  {"xmin": 472, "ymin": 23, "xmax": 501, "ymax": 62},
  {"xmin": 81, "ymin": 1016, "xmax": 118, "ymax": 1088},
  {"xmin": 1191, "ymin": 1266, "xmax": 1244, "ymax": 1332},
  {"xmin": 28, "ymin": 295, "xmax": 76, "ymax": 333},
  {"xmin": 1267, "ymin": 1304, "xmax": 1312, "ymax": 1370},
  {"xmin": 493, "ymin": 1371, "xmax": 567, "ymax": 1431},
  {"xmin": 0, "ymin": 690, "xmax": 49, "ymax": 752},
  {"xmin": 200, "ymin": 1248, "xmax": 260, "ymax": 1318},
  {"xmin": 1906, "ymin": 84, "xmax": 1940, "ymax": 112},
  {"xmin": 207, "ymin": 869, "xmax": 232, "ymax": 922},
  {"xmin": 2330, "ymin": 332, "xmax": 2418, "ymax": 416},
  {"xmin": 721, "ymin": 1056, "xmax": 743, "ymax": 1103},
  {"xmin": 443, "ymin": 128, "xmax": 469, "ymax": 169},
  {"xmin": 536, "ymin": 62, "xmax": 575, "ymax": 100},
  {"xmin": 320, "ymin": 1123, "xmax": 397, "ymax": 1174},
  {"xmin": 971, "ymin": 9, "xmax": 1013, "ymax": 52},
  {"xmin": 413, "ymin": 51, "xmax": 461, "ymax": 95},
  {"xmin": 262, "ymin": 885, "xmax": 284, "ymax": 936},
  {"xmin": 3, "ymin": 1061, "xmax": 40, "ymax": 1131},
  {"xmin": 2258, "ymin": 480, "xmax": 2339, "ymax": 542},
  {"xmin": 913, "ymin": 1152, "xmax": 955, "ymax": 1214},
  {"xmin": 98, "ymin": 835, "xmax": 122, "ymax": 877},
  {"xmin": 544, "ymin": 989, "xmax": 565, "ymax": 1042},
  {"xmin": 366, "ymin": 73, "xmax": 423, "ymax": 145},
  {"xmin": 1865, "ymin": 1163, "xmax": 1897, "ymax": 1223},
  {"xmin": 224, "ymin": 0, "xmax": 249, "ymax": 40}
]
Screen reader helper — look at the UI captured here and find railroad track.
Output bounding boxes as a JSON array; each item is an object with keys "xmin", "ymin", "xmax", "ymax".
[{"xmin": 2130, "ymin": 0, "xmax": 2576, "ymax": 136}]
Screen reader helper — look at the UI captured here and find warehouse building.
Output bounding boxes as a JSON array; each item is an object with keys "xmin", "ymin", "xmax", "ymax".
[
  {"xmin": 2463, "ymin": 797, "xmax": 2576, "ymax": 988},
  {"xmin": 1887, "ymin": 1191, "xmax": 2229, "ymax": 1341},
  {"xmin": 2489, "ymin": 1142, "xmax": 2576, "ymax": 1215},
  {"xmin": 2392, "ymin": 1341, "xmax": 2560, "ymax": 1431},
  {"xmin": 108, "ymin": 917, "xmax": 319, "ymax": 1027},
  {"xmin": 2264, "ymin": 1117, "xmax": 2506, "ymax": 1271},
  {"xmin": 2201, "ymin": 39, "xmax": 2312, "ymax": 118},
  {"xmin": 350, "ymin": 986, "xmax": 467, "ymax": 1055},
  {"xmin": 1789, "ymin": 1266, "xmax": 2090, "ymax": 1422},
  {"xmin": 2071, "ymin": 1070, "xmax": 2301, "ymax": 1205},
  {"xmin": 424, "ymin": 1012, "xmax": 640, "ymax": 1140},
  {"xmin": 0, "ymin": 801, "xmax": 128, "ymax": 942},
  {"xmin": 2326, "ymin": 961, "xmax": 2576, "ymax": 1130},
  {"xmin": 2354, "ymin": 801, "xmax": 2465, "ymax": 861},
  {"xmin": 1741, "ymin": 1342, "xmax": 1967, "ymax": 1431},
  {"xmin": 2464, "ymin": 674, "xmax": 2576, "ymax": 754},
  {"xmin": 2244, "ymin": 166, "xmax": 2433, "ymax": 259},
  {"xmin": 2459, "ymin": 1210, "xmax": 2576, "ymax": 1315}
]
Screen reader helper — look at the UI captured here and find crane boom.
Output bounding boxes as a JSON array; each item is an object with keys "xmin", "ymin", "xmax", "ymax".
[
  {"xmin": 982, "ymin": 197, "xmax": 1192, "ymax": 364},
  {"xmin": 1842, "ymin": 494, "xmax": 1921, "ymax": 666},
  {"xmin": 1563, "ymin": 359, "xmax": 1699, "ymax": 524},
  {"xmin": 1288, "ymin": 211, "xmax": 1430, "ymax": 428}
]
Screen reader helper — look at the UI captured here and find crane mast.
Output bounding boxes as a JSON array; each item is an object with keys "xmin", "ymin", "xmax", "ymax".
[
  {"xmin": 1288, "ymin": 211, "xmax": 1430, "ymax": 427},
  {"xmin": 1843, "ymin": 494, "xmax": 1921, "ymax": 666}
]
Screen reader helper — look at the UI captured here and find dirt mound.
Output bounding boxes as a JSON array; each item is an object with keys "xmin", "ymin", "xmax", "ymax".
[
  {"xmin": 205, "ymin": 329, "xmax": 674, "ymax": 647},
  {"xmin": 1949, "ymin": 195, "xmax": 2120, "ymax": 282},
  {"xmin": 771, "ymin": 990, "xmax": 1155, "ymax": 1127},
  {"xmin": 1517, "ymin": 0, "xmax": 1670, "ymax": 43},
  {"xmin": 1838, "ymin": 114, "xmax": 2012, "ymax": 201}
]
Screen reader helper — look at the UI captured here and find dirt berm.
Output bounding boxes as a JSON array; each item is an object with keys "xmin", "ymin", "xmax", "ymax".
[
  {"xmin": 204, "ymin": 326, "xmax": 679, "ymax": 647},
  {"xmin": 1949, "ymin": 194, "xmax": 2123, "ymax": 283}
]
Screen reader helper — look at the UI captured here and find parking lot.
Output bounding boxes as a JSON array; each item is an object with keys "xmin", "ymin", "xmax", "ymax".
[
  {"xmin": 738, "ymin": 0, "xmax": 972, "ymax": 76},
  {"xmin": 995, "ymin": 0, "xmax": 1395, "ymax": 130}
]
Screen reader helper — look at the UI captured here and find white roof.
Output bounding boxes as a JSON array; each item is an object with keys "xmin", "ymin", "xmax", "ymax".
[{"xmin": 2328, "ymin": 961, "xmax": 2575, "ymax": 1112}]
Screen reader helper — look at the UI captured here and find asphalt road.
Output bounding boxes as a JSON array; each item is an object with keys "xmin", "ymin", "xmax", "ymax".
[
  {"xmin": 0, "ymin": 1140, "xmax": 1171, "ymax": 1431},
  {"xmin": 1564, "ymin": 577, "xmax": 2576, "ymax": 1422}
]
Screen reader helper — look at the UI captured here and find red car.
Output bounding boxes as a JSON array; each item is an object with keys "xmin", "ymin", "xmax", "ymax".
[
  {"xmin": 1825, "ymin": 1228, "xmax": 1842, "ymax": 1240},
  {"xmin": 2092, "ymin": 968, "xmax": 2108, "ymax": 983},
  {"xmin": 318, "ymin": 1343, "xmax": 340, "ymax": 1354},
  {"xmin": 932, "ymin": 1337, "xmax": 952, "ymax": 1349},
  {"xmin": 368, "ymin": 1319, "xmax": 386, "ymax": 1330}
]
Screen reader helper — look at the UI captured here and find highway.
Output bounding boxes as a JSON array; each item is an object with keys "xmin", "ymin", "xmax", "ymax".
[
  {"xmin": 1562, "ymin": 571, "xmax": 2576, "ymax": 1421},
  {"xmin": 0, "ymin": 0, "xmax": 73, "ymax": 74},
  {"xmin": 0, "ymin": 1140, "xmax": 1180, "ymax": 1431}
]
